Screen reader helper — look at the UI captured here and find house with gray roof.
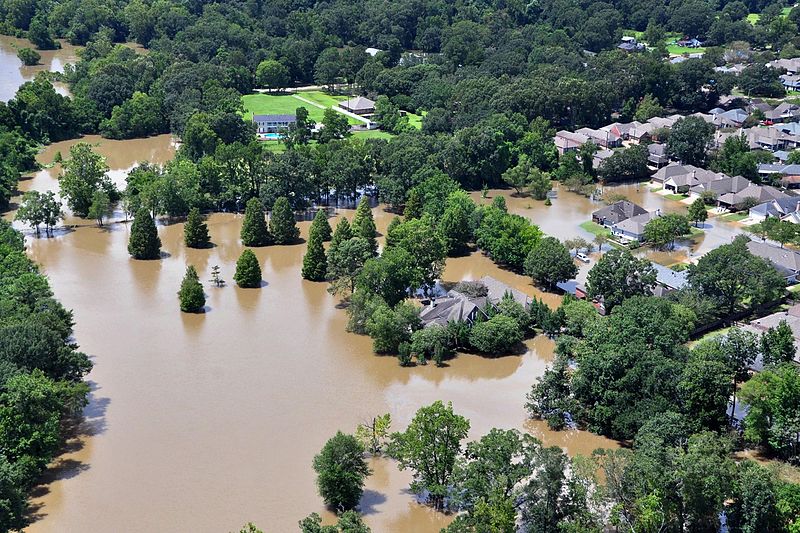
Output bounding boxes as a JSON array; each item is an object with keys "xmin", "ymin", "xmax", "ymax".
[
  {"xmin": 339, "ymin": 96, "xmax": 376, "ymax": 115},
  {"xmin": 592, "ymin": 200, "xmax": 648, "ymax": 226},
  {"xmin": 741, "ymin": 304, "xmax": 800, "ymax": 370},
  {"xmin": 575, "ymin": 127, "xmax": 622, "ymax": 149},
  {"xmin": 554, "ymin": 130, "xmax": 589, "ymax": 155},
  {"xmin": 768, "ymin": 57, "xmax": 800, "ymax": 74},
  {"xmin": 253, "ymin": 114, "xmax": 296, "ymax": 134},
  {"xmin": 765, "ymin": 102, "xmax": 800, "ymax": 123},
  {"xmin": 749, "ymin": 197, "xmax": 800, "ymax": 222},
  {"xmin": 419, "ymin": 276, "xmax": 531, "ymax": 328},
  {"xmin": 651, "ymin": 263, "xmax": 689, "ymax": 296},
  {"xmin": 689, "ymin": 175, "xmax": 751, "ymax": 200},
  {"xmin": 746, "ymin": 239, "xmax": 800, "ymax": 282},
  {"xmin": 612, "ymin": 211, "xmax": 657, "ymax": 241},
  {"xmin": 648, "ymin": 143, "xmax": 669, "ymax": 167},
  {"xmin": 717, "ymin": 184, "xmax": 788, "ymax": 210}
]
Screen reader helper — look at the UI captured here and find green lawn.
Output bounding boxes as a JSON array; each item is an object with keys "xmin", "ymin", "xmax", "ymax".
[
  {"xmin": 664, "ymin": 193, "xmax": 687, "ymax": 201},
  {"xmin": 748, "ymin": 7, "xmax": 792, "ymax": 24},
  {"xmin": 579, "ymin": 220, "xmax": 612, "ymax": 237},
  {"xmin": 719, "ymin": 212, "xmax": 749, "ymax": 222},
  {"xmin": 353, "ymin": 130, "xmax": 394, "ymax": 140},
  {"xmin": 242, "ymin": 92, "xmax": 360, "ymax": 125},
  {"xmin": 407, "ymin": 110, "xmax": 424, "ymax": 129},
  {"xmin": 294, "ymin": 90, "xmax": 348, "ymax": 108},
  {"xmin": 666, "ymin": 43, "xmax": 706, "ymax": 55}
]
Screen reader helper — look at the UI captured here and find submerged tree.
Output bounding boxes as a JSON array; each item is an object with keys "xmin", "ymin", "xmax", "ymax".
[
  {"xmin": 351, "ymin": 197, "xmax": 378, "ymax": 256},
  {"xmin": 234, "ymin": 249, "xmax": 262, "ymax": 288},
  {"xmin": 128, "ymin": 208, "xmax": 161, "ymax": 259},
  {"xmin": 269, "ymin": 196, "xmax": 299, "ymax": 244},
  {"xmin": 87, "ymin": 191, "xmax": 112, "ymax": 227},
  {"xmin": 313, "ymin": 431, "xmax": 371, "ymax": 511},
  {"xmin": 184, "ymin": 207, "xmax": 211, "ymax": 248},
  {"xmin": 240, "ymin": 197, "xmax": 272, "ymax": 247},
  {"xmin": 310, "ymin": 208, "xmax": 332, "ymax": 242},
  {"xmin": 302, "ymin": 223, "xmax": 328, "ymax": 281},
  {"xmin": 178, "ymin": 266, "xmax": 205, "ymax": 313}
]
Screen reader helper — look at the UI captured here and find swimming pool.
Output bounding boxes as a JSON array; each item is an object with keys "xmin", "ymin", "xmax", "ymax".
[{"xmin": 258, "ymin": 133, "xmax": 282, "ymax": 141}]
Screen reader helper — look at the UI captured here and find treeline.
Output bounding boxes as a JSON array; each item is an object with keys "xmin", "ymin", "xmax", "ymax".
[
  {"xmin": 246, "ymin": 400, "xmax": 800, "ymax": 533},
  {"xmin": 0, "ymin": 220, "xmax": 92, "ymax": 531}
]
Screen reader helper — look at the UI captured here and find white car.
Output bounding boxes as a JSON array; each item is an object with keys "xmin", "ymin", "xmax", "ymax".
[{"xmin": 575, "ymin": 253, "xmax": 590, "ymax": 263}]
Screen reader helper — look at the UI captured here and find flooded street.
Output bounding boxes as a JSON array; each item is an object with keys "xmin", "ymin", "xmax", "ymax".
[{"xmin": 0, "ymin": 36, "xmax": 78, "ymax": 101}]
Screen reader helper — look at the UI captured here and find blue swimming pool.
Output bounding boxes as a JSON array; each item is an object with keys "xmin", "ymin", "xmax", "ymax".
[{"xmin": 258, "ymin": 133, "xmax": 282, "ymax": 141}]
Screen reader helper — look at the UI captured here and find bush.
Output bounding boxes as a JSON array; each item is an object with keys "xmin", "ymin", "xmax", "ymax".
[
  {"xmin": 469, "ymin": 315, "xmax": 523, "ymax": 355},
  {"xmin": 234, "ymin": 249, "xmax": 262, "ymax": 288},
  {"xmin": 17, "ymin": 48, "xmax": 41, "ymax": 66}
]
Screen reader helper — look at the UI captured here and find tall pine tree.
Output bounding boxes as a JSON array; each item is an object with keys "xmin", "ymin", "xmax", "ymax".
[
  {"xmin": 351, "ymin": 197, "xmax": 377, "ymax": 256},
  {"xmin": 241, "ymin": 198, "xmax": 272, "ymax": 247},
  {"xmin": 178, "ymin": 265, "xmax": 205, "ymax": 312},
  {"xmin": 184, "ymin": 207, "xmax": 211, "ymax": 248},
  {"xmin": 404, "ymin": 188, "xmax": 423, "ymax": 219},
  {"xmin": 310, "ymin": 208, "xmax": 332, "ymax": 242},
  {"xmin": 270, "ymin": 196, "xmax": 299, "ymax": 244},
  {"xmin": 302, "ymin": 224, "xmax": 328, "ymax": 281},
  {"xmin": 329, "ymin": 218, "xmax": 353, "ymax": 252},
  {"xmin": 128, "ymin": 208, "xmax": 161, "ymax": 259}
]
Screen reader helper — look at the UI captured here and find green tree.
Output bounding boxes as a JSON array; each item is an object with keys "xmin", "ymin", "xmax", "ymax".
[
  {"xmin": 302, "ymin": 226, "xmax": 328, "ymax": 281},
  {"xmin": 16, "ymin": 48, "xmax": 40, "ymax": 66},
  {"xmin": 15, "ymin": 190, "xmax": 62, "ymax": 236},
  {"xmin": 59, "ymin": 143, "xmax": 115, "ymax": 217},
  {"xmin": 740, "ymin": 363, "xmax": 800, "ymax": 461},
  {"xmin": 667, "ymin": 116, "xmax": 715, "ymax": 166},
  {"xmin": 643, "ymin": 214, "xmax": 691, "ymax": 249},
  {"xmin": 269, "ymin": 196, "xmax": 299, "ymax": 244},
  {"xmin": 586, "ymin": 248, "xmax": 657, "ymax": 312},
  {"xmin": 240, "ymin": 197, "xmax": 272, "ymax": 247},
  {"xmin": 184, "ymin": 207, "xmax": 211, "ymax": 249},
  {"xmin": 687, "ymin": 236, "xmax": 785, "ymax": 316},
  {"xmin": 524, "ymin": 237, "xmax": 577, "ymax": 289},
  {"xmin": 634, "ymin": 94, "xmax": 664, "ymax": 122},
  {"xmin": 365, "ymin": 302, "xmax": 420, "ymax": 354},
  {"xmin": 318, "ymin": 109, "xmax": 350, "ymax": 143},
  {"xmin": 761, "ymin": 320, "xmax": 796, "ymax": 367},
  {"xmin": 87, "ymin": 190, "xmax": 111, "ymax": 227},
  {"xmin": 329, "ymin": 217, "xmax": 353, "ymax": 251},
  {"xmin": 469, "ymin": 315, "xmax": 523, "ymax": 355},
  {"xmin": 299, "ymin": 511, "xmax": 371, "ymax": 533},
  {"xmin": 373, "ymin": 96, "xmax": 407, "ymax": 134},
  {"xmin": 388, "ymin": 401, "xmax": 470, "ymax": 510},
  {"xmin": 327, "ymin": 237, "xmax": 373, "ymax": 296},
  {"xmin": 385, "ymin": 216, "xmax": 447, "ymax": 292},
  {"xmin": 688, "ymin": 198, "xmax": 708, "ymax": 227},
  {"xmin": 351, "ymin": 197, "xmax": 378, "ymax": 256},
  {"xmin": 728, "ymin": 461, "xmax": 782, "ymax": 533},
  {"xmin": 178, "ymin": 265, "xmax": 205, "ymax": 313},
  {"xmin": 312, "ymin": 431, "xmax": 371, "ymax": 511},
  {"xmin": 310, "ymin": 208, "xmax": 332, "ymax": 242},
  {"xmin": 355, "ymin": 413, "xmax": 392, "ymax": 455},
  {"xmin": 234, "ymin": 249, "xmax": 262, "ymax": 288},
  {"xmin": 404, "ymin": 189, "xmax": 423, "ymax": 219},
  {"xmin": 526, "ymin": 353, "xmax": 577, "ymax": 430},
  {"xmin": 528, "ymin": 168, "xmax": 552, "ymax": 201},
  {"xmin": 440, "ymin": 191, "xmax": 475, "ymax": 256},
  {"xmin": 255, "ymin": 59, "xmax": 290, "ymax": 92},
  {"xmin": 501, "ymin": 158, "xmax": 531, "ymax": 195},
  {"xmin": 720, "ymin": 328, "xmax": 760, "ymax": 420},
  {"xmin": 356, "ymin": 247, "xmax": 420, "ymax": 306},
  {"xmin": 128, "ymin": 208, "xmax": 161, "ymax": 259},
  {"xmin": 678, "ymin": 357, "xmax": 732, "ymax": 431}
]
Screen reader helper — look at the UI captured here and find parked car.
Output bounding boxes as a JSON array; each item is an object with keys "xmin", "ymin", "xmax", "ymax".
[{"xmin": 576, "ymin": 252, "xmax": 590, "ymax": 263}]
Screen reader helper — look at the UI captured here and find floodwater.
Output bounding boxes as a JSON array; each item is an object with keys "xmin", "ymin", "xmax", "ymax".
[
  {"xmin": 0, "ymin": 36, "xmax": 79, "ymax": 101},
  {"xmin": 6, "ymin": 140, "xmax": 622, "ymax": 532}
]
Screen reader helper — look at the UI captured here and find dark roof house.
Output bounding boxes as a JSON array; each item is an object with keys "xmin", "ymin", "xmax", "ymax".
[
  {"xmin": 592, "ymin": 200, "xmax": 648, "ymax": 226},
  {"xmin": 339, "ymin": 96, "xmax": 376, "ymax": 115}
]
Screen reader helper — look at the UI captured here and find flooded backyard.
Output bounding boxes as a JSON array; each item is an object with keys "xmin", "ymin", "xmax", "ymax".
[{"xmin": 0, "ymin": 54, "xmax": 753, "ymax": 530}]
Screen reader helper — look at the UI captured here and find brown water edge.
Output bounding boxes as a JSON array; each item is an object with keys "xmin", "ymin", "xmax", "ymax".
[{"xmin": 0, "ymin": 35, "xmax": 79, "ymax": 101}]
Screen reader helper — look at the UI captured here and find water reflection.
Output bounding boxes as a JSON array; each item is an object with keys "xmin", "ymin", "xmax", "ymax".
[{"xmin": 0, "ymin": 36, "xmax": 79, "ymax": 101}]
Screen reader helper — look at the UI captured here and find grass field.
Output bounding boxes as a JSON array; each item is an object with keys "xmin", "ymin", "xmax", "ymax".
[
  {"xmin": 664, "ymin": 193, "xmax": 687, "ymax": 201},
  {"xmin": 579, "ymin": 220, "xmax": 612, "ymax": 237},
  {"xmin": 242, "ymin": 91, "xmax": 360, "ymax": 125},
  {"xmin": 748, "ymin": 7, "xmax": 792, "ymax": 25},
  {"xmin": 719, "ymin": 212, "xmax": 749, "ymax": 222},
  {"xmin": 407, "ymin": 111, "xmax": 424, "ymax": 129}
]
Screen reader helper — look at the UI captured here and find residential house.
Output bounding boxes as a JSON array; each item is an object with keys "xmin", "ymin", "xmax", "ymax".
[
  {"xmin": 339, "ymin": 96, "xmax": 376, "ymax": 115},
  {"xmin": 555, "ymin": 130, "xmax": 589, "ymax": 155},
  {"xmin": 592, "ymin": 149, "xmax": 615, "ymax": 170},
  {"xmin": 651, "ymin": 263, "xmax": 689, "ymax": 297},
  {"xmin": 601, "ymin": 122, "xmax": 638, "ymax": 140},
  {"xmin": 648, "ymin": 143, "xmax": 669, "ymax": 168},
  {"xmin": 781, "ymin": 74, "xmax": 800, "ymax": 91},
  {"xmin": 774, "ymin": 150, "xmax": 792, "ymax": 163},
  {"xmin": 768, "ymin": 57, "xmax": 800, "ymax": 74},
  {"xmin": 741, "ymin": 304, "xmax": 800, "ymax": 370},
  {"xmin": 677, "ymin": 37, "xmax": 704, "ymax": 48},
  {"xmin": 742, "ymin": 126, "xmax": 800, "ymax": 151},
  {"xmin": 364, "ymin": 47, "xmax": 383, "ymax": 57},
  {"xmin": 717, "ymin": 184, "xmax": 788, "ymax": 210},
  {"xmin": 419, "ymin": 276, "xmax": 531, "ymax": 327},
  {"xmin": 253, "ymin": 114, "xmax": 296, "ymax": 134},
  {"xmin": 592, "ymin": 200, "xmax": 648, "ymax": 226},
  {"xmin": 612, "ymin": 211, "xmax": 658, "ymax": 241},
  {"xmin": 618, "ymin": 36, "xmax": 646, "ymax": 52},
  {"xmin": 653, "ymin": 163, "xmax": 727, "ymax": 193},
  {"xmin": 575, "ymin": 127, "xmax": 622, "ymax": 149},
  {"xmin": 714, "ymin": 64, "xmax": 746, "ymax": 75},
  {"xmin": 713, "ymin": 108, "xmax": 750, "ymax": 128},
  {"xmin": 689, "ymin": 175, "xmax": 751, "ymax": 200},
  {"xmin": 749, "ymin": 197, "xmax": 800, "ymax": 222},
  {"xmin": 648, "ymin": 115, "xmax": 683, "ymax": 130},
  {"xmin": 745, "ymin": 239, "xmax": 800, "ymax": 283},
  {"xmin": 758, "ymin": 163, "xmax": 800, "ymax": 188},
  {"xmin": 765, "ymin": 102, "xmax": 800, "ymax": 123}
]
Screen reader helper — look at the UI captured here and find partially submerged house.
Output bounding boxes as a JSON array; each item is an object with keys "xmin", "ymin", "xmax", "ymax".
[
  {"xmin": 611, "ymin": 211, "xmax": 658, "ymax": 241},
  {"xmin": 717, "ymin": 184, "xmax": 788, "ymax": 210},
  {"xmin": 749, "ymin": 197, "xmax": 800, "ymax": 222},
  {"xmin": 419, "ymin": 276, "xmax": 531, "ymax": 328},
  {"xmin": 651, "ymin": 263, "xmax": 689, "ymax": 297},
  {"xmin": 741, "ymin": 303, "xmax": 800, "ymax": 370},
  {"xmin": 554, "ymin": 130, "xmax": 589, "ymax": 156},
  {"xmin": 592, "ymin": 200, "xmax": 648, "ymax": 227}
]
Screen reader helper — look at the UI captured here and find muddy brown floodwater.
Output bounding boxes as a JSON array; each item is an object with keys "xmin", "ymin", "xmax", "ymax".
[
  {"xmin": 4, "ymin": 137, "xmax": 623, "ymax": 532},
  {"xmin": 0, "ymin": 36, "xmax": 79, "ymax": 101}
]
